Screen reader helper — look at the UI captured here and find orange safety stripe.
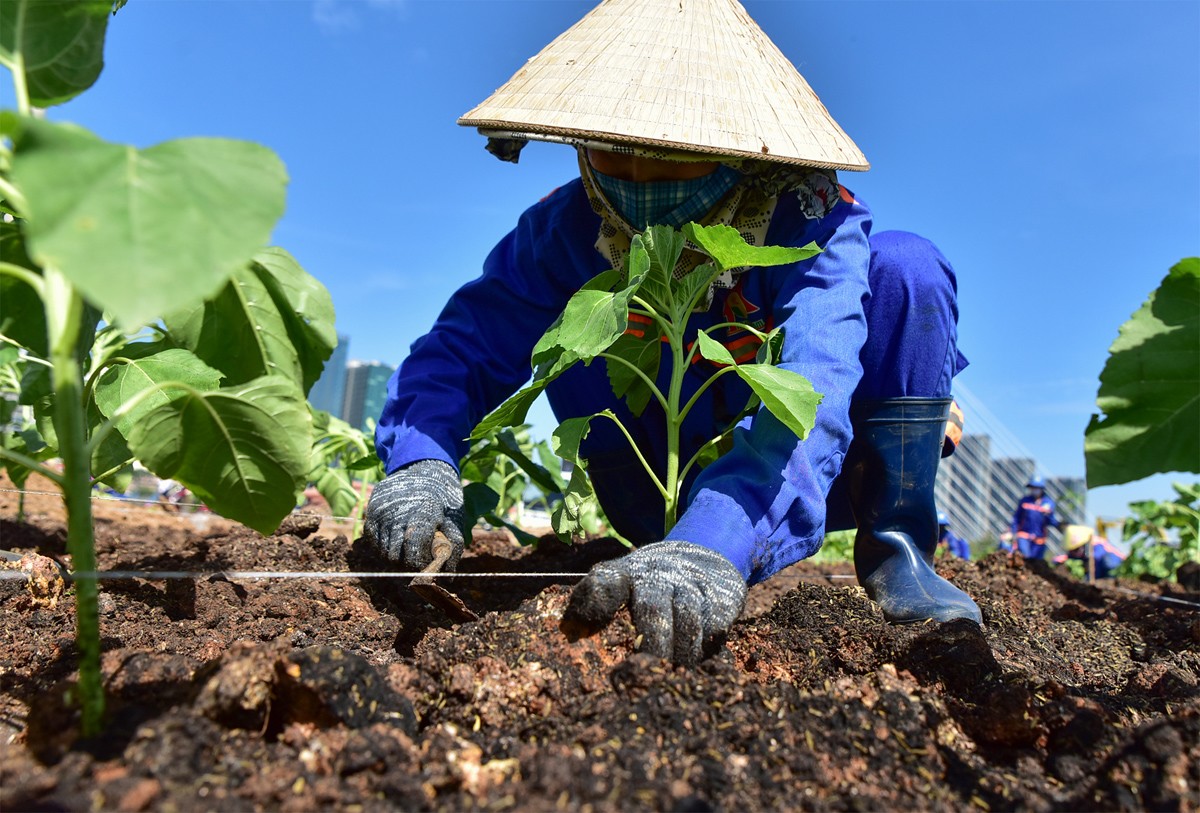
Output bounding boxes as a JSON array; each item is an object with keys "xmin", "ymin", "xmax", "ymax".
[
  {"xmin": 624, "ymin": 313, "xmax": 655, "ymax": 340},
  {"xmin": 943, "ymin": 400, "xmax": 964, "ymax": 450}
]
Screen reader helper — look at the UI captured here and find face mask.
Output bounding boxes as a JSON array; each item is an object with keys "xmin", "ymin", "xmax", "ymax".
[{"xmin": 590, "ymin": 165, "xmax": 739, "ymax": 230}]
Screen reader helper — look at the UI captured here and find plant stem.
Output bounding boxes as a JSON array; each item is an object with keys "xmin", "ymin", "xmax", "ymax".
[
  {"xmin": 43, "ymin": 266, "xmax": 104, "ymax": 736},
  {"xmin": 0, "ymin": 178, "xmax": 30, "ymax": 217},
  {"xmin": 90, "ymin": 458, "xmax": 134, "ymax": 488},
  {"xmin": 662, "ymin": 319, "xmax": 686, "ymax": 531},
  {"xmin": 7, "ymin": 1, "xmax": 32, "ymax": 116},
  {"xmin": 678, "ymin": 364, "xmax": 739, "ymax": 424},
  {"xmin": 0, "ymin": 447, "xmax": 61, "ymax": 484},
  {"xmin": 0, "ymin": 261, "xmax": 45, "ymax": 293},
  {"xmin": 598, "ymin": 411, "xmax": 667, "ymax": 499},
  {"xmin": 595, "ymin": 351, "xmax": 668, "ymax": 412}
]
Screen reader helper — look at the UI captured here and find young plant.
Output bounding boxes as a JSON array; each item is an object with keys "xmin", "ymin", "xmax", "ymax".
[
  {"xmin": 472, "ymin": 223, "xmax": 823, "ymax": 539},
  {"xmin": 461, "ymin": 424, "xmax": 609, "ymax": 544},
  {"xmin": 0, "ymin": 2, "xmax": 335, "ymax": 735},
  {"xmin": 306, "ymin": 409, "xmax": 385, "ymax": 536},
  {"xmin": 1113, "ymin": 483, "xmax": 1200, "ymax": 583}
]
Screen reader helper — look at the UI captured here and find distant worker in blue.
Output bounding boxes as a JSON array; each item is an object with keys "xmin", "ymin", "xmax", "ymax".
[
  {"xmin": 1009, "ymin": 476, "xmax": 1061, "ymax": 559},
  {"xmin": 1054, "ymin": 525, "xmax": 1126, "ymax": 580},
  {"xmin": 364, "ymin": 0, "xmax": 983, "ymax": 665},
  {"xmin": 937, "ymin": 513, "xmax": 971, "ymax": 560}
]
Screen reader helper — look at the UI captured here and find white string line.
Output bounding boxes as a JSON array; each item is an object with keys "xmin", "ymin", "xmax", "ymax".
[
  {"xmin": 1, "ymin": 569, "xmax": 1194, "ymax": 610},
  {"xmin": 0, "ymin": 567, "xmax": 859, "ymax": 582},
  {"xmin": 2, "ymin": 565, "xmax": 1194, "ymax": 607},
  {"xmin": 0, "ymin": 569, "xmax": 591, "ymax": 581},
  {"xmin": 1, "ymin": 487, "xmax": 864, "ymax": 582},
  {"xmin": 12, "ymin": 490, "xmax": 1191, "ymax": 606}
]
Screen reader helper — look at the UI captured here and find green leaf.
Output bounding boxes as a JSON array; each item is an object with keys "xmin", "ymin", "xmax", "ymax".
[
  {"xmin": 755, "ymin": 328, "xmax": 785, "ymax": 365},
  {"xmin": 605, "ymin": 327, "xmax": 662, "ymax": 417},
  {"xmin": 92, "ymin": 346, "xmax": 224, "ymax": 437},
  {"xmin": 305, "ymin": 407, "xmax": 379, "ymax": 515},
  {"xmin": 1, "ymin": 413, "xmax": 49, "ymax": 489},
  {"xmin": 534, "ymin": 440, "xmax": 567, "ymax": 491},
  {"xmin": 475, "ymin": 270, "xmax": 639, "ymax": 439},
  {"xmin": 696, "ymin": 331, "xmax": 821, "ymax": 440},
  {"xmin": 1085, "ymin": 258, "xmax": 1200, "ymax": 487},
  {"xmin": 309, "ymin": 464, "xmax": 359, "ymax": 519},
  {"xmin": 18, "ymin": 360, "xmax": 50, "ymax": 405},
  {"xmin": 462, "ymin": 482, "xmax": 501, "ymax": 527},
  {"xmin": 0, "ymin": 274, "xmax": 45, "ymax": 358},
  {"xmin": 733, "ymin": 365, "xmax": 822, "ymax": 441},
  {"xmin": 165, "ymin": 259, "xmax": 303, "ymax": 388},
  {"xmin": 682, "ymin": 222, "xmax": 822, "ymax": 271},
  {"xmin": 471, "ymin": 382, "xmax": 547, "ymax": 439},
  {"xmin": 545, "ymin": 289, "xmax": 631, "ymax": 361},
  {"xmin": 250, "ymin": 247, "xmax": 338, "ymax": 394},
  {"xmin": 675, "ymin": 262, "xmax": 720, "ymax": 312},
  {"xmin": 493, "ymin": 429, "xmax": 561, "ymax": 496},
  {"xmin": 126, "ymin": 377, "xmax": 312, "ymax": 534},
  {"xmin": 0, "ymin": 0, "xmax": 111, "ymax": 107},
  {"xmin": 87, "ymin": 397, "xmax": 132, "ymax": 486},
  {"xmin": 5, "ymin": 116, "xmax": 287, "ymax": 329},
  {"xmin": 549, "ymin": 413, "xmax": 606, "ymax": 540},
  {"xmin": 536, "ymin": 265, "xmax": 647, "ymax": 361},
  {"xmin": 551, "ymin": 463, "xmax": 599, "ymax": 542},
  {"xmin": 635, "ymin": 226, "xmax": 686, "ymax": 312},
  {"xmin": 695, "ymin": 330, "xmax": 736, "ymax": 366}
]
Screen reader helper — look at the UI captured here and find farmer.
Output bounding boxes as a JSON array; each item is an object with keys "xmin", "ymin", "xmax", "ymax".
[
  {"xmin": 937, "ymin": 513, "xmax": 971, "ymax": 560},
  {"xmin": 1009, "ymin": 476, "xmax": 1062, "ymax": 559},
  {"xmin": 365, "ymin": 0, "xmax": 983, "ymax": 664},
  {"xmin": 1053, "ymin": 525, "xmax": 1126, "ymax": 580}
]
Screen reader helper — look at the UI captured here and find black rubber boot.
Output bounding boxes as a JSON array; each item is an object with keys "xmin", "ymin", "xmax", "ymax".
[{"xmin": 847, "ymin": 398, "xmax": 983, "ymax": 625}]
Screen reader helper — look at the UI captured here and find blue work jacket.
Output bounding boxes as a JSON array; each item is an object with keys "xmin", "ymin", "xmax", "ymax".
[
  {"xmin": 1011, "ymin": 495, "xmax": 1060, "ymax": 542},
  {"xmin": 376, "ymin": 177, "xmax": 872, "ymax": 585}
]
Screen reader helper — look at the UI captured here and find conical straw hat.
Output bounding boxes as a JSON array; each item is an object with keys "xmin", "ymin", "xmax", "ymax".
[{"xmin": 458, "ymin": 0, "xmax": 868, "ymax": 171}]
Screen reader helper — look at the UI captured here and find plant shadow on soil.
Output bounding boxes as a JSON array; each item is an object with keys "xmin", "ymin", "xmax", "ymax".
[{"xmin": 1, "ymin": 477, "xmax": 1197, "ymax": 812}]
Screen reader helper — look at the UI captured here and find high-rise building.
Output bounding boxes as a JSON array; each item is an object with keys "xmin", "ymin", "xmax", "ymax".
[
  {"xmin": 1048, "ymin": 476, "xmax": 1088, "ymax": 528},
  {"xmin": 934, "ymin": 433, "xmax": 994, "ymax": 543},
  {"xmin": 307, "ymin": 334, "xmax": 349, "ymax": 419},
  {"xmin": 342, "ymin": 361, "xmax": 396, "ymax": 433}
]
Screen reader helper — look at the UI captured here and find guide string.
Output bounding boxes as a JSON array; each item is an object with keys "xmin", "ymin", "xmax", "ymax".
[{"xmin": 4, "ymin": 487, "xmax": 1195, "ymax": 607}]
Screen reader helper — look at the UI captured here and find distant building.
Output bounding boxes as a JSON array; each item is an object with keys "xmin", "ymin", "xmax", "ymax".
[
  {"xmin": 342, "ymin": 361, "xmax": 395, "ymax": 433},
  {"xmin": 1048, "ymin": 475, "xmax": 1088, "ymax": 528},
  {"xmin": 307, "ymin": 334, "xmax": 349, "ymax": 419},
  {"xmin": 934, "ymin": 434, "xmax": 994, "ymax": 543}
]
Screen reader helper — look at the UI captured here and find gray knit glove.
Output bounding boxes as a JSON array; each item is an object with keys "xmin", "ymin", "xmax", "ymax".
[
  {"xmin": 364, "ymin": 459, "xmax": 465, "ymax": 571},
  {"xmin": 561, "ymin": 541, "xmax": 747, "ymax": 665}
]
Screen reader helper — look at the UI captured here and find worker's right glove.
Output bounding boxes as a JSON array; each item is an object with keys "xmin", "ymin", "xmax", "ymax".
[
  {"xmin": 364, "ymin": 459, "xmax": 465, "ymax": 571},
  {"xmin": 561, "ymin": 541, "xmax": 747, "ymax": 666}
]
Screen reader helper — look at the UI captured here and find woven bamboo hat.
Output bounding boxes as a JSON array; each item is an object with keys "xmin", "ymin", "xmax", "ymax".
[{"xmin": 458, "ymin": 0, "xmax": 868, "ymax": 171}]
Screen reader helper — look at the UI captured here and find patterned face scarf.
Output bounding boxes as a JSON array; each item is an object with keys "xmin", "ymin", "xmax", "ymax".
[
  {"xmin": 589, "ymin": 164, "xmax": 740, "ymax": 231},
  {"xmin": 576, "ymin": 147, "xmax": 843, "ymax": 300}
]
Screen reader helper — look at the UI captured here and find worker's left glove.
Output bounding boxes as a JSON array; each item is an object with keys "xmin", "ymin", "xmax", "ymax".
[{"xmin": 561, "ymin": 541, "xmax": 747, "ymax": 666}]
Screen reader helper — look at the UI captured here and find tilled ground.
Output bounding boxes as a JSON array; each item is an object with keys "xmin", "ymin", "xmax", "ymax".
[{"xmin": 1, "ymin": 475, "xmax": 1197, "ymax": 811}]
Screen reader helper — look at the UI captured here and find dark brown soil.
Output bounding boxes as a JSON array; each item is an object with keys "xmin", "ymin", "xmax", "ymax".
[{"xmin": 2, "ymin": 474, "xmax": 1198, "ymax": 812}]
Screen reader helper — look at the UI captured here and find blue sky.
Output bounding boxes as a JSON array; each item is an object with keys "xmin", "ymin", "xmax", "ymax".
[{"xmin": 8, "ymin": 0, "xmax": 1198, "ymax": 523}]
